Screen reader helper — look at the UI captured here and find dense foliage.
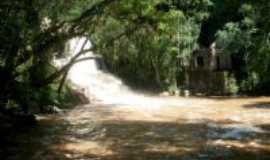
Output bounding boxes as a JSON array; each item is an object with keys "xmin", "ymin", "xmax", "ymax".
[
  {"xmin": 215, "ymin": 0, "xmax": 270, "ymax": 93},
  {"xmin": 91, "ymin": 0, "xmax": 212, "ymax": 90},
  {"xmin": 0, "ymin": 0, "xmax": 114, "ymax": 114},
  {"xmin": 0, "ymin": 0, "xmax": 269, "ymax": 115}
]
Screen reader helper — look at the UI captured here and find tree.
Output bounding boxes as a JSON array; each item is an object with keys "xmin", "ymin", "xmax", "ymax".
[
  {"xmin": 0, "ymin": 0, "xmax": 116, "ymax": 114},
  {"xmin": 215, "ymin": 0, "xmax": 270, "ymax": 93},
  {"xmin": 90, "ymin": 0, "xmax": 212, "ymax": 90}
]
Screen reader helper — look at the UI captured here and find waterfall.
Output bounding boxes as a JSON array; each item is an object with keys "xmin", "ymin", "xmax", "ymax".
[{"xmin": 54, "ymin": 37, "xmax": 178, "ymax": 109}]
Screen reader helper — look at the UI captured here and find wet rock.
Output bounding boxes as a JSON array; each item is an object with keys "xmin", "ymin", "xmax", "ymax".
[
  {"xmin": 51, "ymin": 106, "xmax": 63, "ymax": 113},
  {"xmin": 184, "ymin": 90, "xmax": 190, "ymax": 97},
  {"xmin": 71, "ymin": 89, "xmax": 90, "ymax": 104},
  {"xmin": 43, "ymin": 105, "xmax": 64, "ymax": 114},
  {"xmin": 174, "ymin": 90, "xmax": 181, "ymax": 96},
  {"xmin": 220, "ymin": 125, "xmax": 264, "ymax": 140},
  {"xmin": 207, "ymin": 123, "xmax": 265, "ymax": 140},
  {"xmin": 160, "ymin": 91, "xmax": 170, "ymax": 97}
]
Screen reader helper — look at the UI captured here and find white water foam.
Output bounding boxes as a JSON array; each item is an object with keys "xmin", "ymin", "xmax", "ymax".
[{"xmin": 54, "ymin": 37, "xmax": 173, "ymax": 110}]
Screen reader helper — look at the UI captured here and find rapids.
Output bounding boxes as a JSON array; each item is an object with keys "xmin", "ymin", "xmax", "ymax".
[
  {"xmin": 2, "ymin": 37, "xmax": 270, "ymax": 160},
  {"xmin": 55, "ymin": 37, "xmax": 179, "ymax": 109}
]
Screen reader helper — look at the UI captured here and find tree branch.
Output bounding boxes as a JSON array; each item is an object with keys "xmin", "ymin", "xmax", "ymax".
[{"xmin": 37, "ymin": 21, "xmax": 141, "ymax": 88}]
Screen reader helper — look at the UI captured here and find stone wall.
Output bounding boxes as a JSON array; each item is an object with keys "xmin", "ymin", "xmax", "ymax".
[
  {"xmin": 188, "ymin": 70, "xmax": 229, "ymax": 95},
  {"xmin": 185, "ymin": 46, "xmax": 234, "ymax": 95}
]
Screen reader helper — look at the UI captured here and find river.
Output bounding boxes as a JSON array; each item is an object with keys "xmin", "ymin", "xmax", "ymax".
[{"xmin": 1, "ymin": 37, "xmax": 270, "ymax": 160}]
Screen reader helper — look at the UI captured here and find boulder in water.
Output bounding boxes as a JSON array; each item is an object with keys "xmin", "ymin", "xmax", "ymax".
[{"xmin": 160, "ymin": 91, "xmax": 170, "ymax": 97}]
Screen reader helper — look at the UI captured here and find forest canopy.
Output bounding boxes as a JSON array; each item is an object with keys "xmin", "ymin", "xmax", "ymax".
[{"xmin": 0, "ymin": 0, "xmax": 269, "ymax": 114}]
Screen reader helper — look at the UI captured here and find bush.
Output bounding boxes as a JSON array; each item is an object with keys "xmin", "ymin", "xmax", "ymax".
[{"xmin": 225, "ymin": 73, "xmax": 239, "ymax": 95}]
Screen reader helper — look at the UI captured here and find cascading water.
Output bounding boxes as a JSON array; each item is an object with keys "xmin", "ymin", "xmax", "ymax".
[
  {"xmin": 58, "ymin": 38, "xmax": 269, "ymax": 141},
  {"xmin": 54, "ymin": 37, "xmax": 170, "ymax": 109}
]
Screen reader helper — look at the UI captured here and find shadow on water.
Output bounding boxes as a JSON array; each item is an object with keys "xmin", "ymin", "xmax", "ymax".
[
  {"xmin": 64, "ymin": 120, "xmax": 270, "ymax": 160},
  {"xmin": 0, "ymin": 115, "xmax": 69, "ymax": 160},
  {"xmin": 1, "ymin": 113, "xmax": 270, "ymax": 159},
  {"xmin": 243, "ymin": 102, "xmax": 270, "ymax": 109}
]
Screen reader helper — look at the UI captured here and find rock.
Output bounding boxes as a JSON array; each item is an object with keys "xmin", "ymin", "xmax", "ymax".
[
  {"xmin": 65, "ymin": 154, "xmax": 72, "ymax": 158},
  {"xmin": 71, "ymin": 89, "xmax": 90, "ymax": 104},
  {"xmin": 220, "ymin": 124, "xmax": 264, "ymax": 140},
  {"xmin": 184, "ymin": 90, "xmax": 190, "ymax": 97},
  {"xmin": 175, "ymin": 90, "xmax": 181, "ymax": 96},
  {"xmin": 52, "ymin": 106, "xmax": 63, "ymax": 113},
  {"xmin": 41, "ymin": 105, "xmax": 64, "ymax": 114},
  {"xmin": 160, "ymin": 91, "xmax": 170, "ymax": 97},
  {"xmin": 47, "ymin": 105, "xmax": 63, "ymax": 114}
]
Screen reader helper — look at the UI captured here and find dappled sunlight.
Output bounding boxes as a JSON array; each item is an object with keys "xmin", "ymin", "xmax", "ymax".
[
  {"xmin": 2, "ymin": 1, "xmax": 270, "ymax": 159},
  {"xmin": 5, "ymin": 38, "xmax": 270, "ymax": 160},
  {"xmin": 144, "ymin": 143, "xmax": 193, "ymax": 155},
  {"xmin": 51, "ymin": 98, "xmax": 270, "ymax": 159},
  {"xmin": 54, "ymin": 141, "xmax": 115, "ymax": 157},
  {"xmin": 211, "ymin": 139, "xmax": 270, "ymax": 151},
  {"xmin": 2, "ymin": 97, "xmax": 270, "ymax": 159}
]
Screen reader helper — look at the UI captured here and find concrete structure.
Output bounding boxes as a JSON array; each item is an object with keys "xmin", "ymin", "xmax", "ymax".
[{"xmin": 186, "ymin": 44, "xmax": 234, "ymax": 95}]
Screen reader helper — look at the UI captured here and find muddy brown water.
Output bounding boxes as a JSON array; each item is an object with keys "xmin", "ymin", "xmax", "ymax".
[{"xmin": 1, "ymin": 97, "xmax": 270, "ymax": 160}]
